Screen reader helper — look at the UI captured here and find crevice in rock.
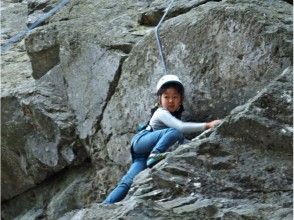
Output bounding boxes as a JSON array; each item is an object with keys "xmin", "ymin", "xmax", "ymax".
[
  {"xmin": 139, "ymin": 0, "xmax": 222, "ymax": 27},
  {"xmin": 2, "ymin": 159, "xmax": 92, "ymax": 204},
  {"xmin": 282, "ymin": 0, "xmax": 293, "ymax": 4},
  {"xmin": 1, "ymin": 160, "xmax": 92, "ymax": 219},
  {"xmin": 94, "ymin": 56, "xmax": 127, "ymax": 132},
  {"xmin": 248, "ymin": 189, "xmax": 293, "ymax": 194},
  {"xmin": 28, "ymin": 1, "xmax": 52, "ymax": 15},
  {"xmin": 86, "ymin": 55, "xmax": 127, "ymax": 165},
  {"xmin": 105, "ymin": 43, "xmax": 133, "ymax": 54},
  {"xmin": 28, "ymin": 45, "xmax": 60, "ymax": 79}
]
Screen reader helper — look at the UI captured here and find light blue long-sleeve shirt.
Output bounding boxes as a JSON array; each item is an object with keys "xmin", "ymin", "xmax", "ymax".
[{"xmin": 149, "ymin": 107, "xmax": 206, "ymax": 134}]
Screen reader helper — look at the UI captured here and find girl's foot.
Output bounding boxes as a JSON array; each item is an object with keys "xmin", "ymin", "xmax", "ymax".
[{"xmin": 147, "ymin": 152, "xmax": 168, "ymax": 168}]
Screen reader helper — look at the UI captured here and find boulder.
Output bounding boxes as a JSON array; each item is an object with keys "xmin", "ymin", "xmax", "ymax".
[
  {"xmin": 59, "ymin": 67, "xmax": 292, "ymax": 219},
  {"xmin": 100, "ymin": 0, "xmax": 292, "ymax": 167},
  {"xmin": 1, "ymin": 69, "xmax": 87, "ymax": 201}
]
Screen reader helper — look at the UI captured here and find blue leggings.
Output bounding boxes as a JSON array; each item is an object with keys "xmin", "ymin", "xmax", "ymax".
[{"xmin": 103, "ymin": 128, "xmax": 184, "ymax": 204}]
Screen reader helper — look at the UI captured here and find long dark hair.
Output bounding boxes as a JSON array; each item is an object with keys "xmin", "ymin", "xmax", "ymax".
[{"xmin": 151, "ymin": 82, "xmax": 185, "ymax": 119}]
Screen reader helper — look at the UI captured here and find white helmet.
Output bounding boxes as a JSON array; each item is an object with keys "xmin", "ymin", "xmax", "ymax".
[{"xmin": 156, "ymin": 75, "xmax": 184, "ymax": 94}]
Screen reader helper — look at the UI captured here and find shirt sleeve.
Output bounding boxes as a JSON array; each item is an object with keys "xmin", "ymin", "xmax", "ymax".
[{"xmin": 156, "ymin": 108, "xmax": 206, "ymax": 134}]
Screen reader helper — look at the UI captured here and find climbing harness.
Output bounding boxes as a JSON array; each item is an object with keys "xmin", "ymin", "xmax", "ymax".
[{"xmin": 154, "ymin": 0, "xmax": 175, "ymax": 75}]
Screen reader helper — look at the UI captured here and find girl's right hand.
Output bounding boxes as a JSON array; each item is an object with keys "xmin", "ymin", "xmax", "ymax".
[{"xmin": 205, "ymin": 119, "xmax": 222, "ymax": 129}]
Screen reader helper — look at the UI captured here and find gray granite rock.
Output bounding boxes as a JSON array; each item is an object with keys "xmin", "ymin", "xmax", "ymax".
[{"xmin": 1, "ymin": 0, "xmax": 292, "ymax": 219}]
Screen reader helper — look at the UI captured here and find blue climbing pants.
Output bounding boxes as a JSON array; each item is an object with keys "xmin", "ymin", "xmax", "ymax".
[{"xmin": 103, "ymin": 128, "xmax": 184, "ymax": 204}]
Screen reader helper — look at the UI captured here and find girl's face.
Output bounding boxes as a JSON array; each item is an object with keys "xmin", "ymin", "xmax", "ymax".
[{"xmin": 160, "ymin": 87, "xmax": 183, "ymax": 113}]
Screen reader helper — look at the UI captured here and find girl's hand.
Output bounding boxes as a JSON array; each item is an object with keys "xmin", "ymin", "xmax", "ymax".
[{"xmin": 205, "ymin": 119, "xmax": 222, "ymax": 129}]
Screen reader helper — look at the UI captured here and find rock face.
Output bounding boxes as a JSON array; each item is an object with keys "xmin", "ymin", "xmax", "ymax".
[
  {"xmin": 1, "ymin": 0, "xmax": 292, "ymax": 219},
  {"xmin": 59, "ymin": 68, "xmax": 293, "ymax": 220},
  {"xmin": 99, "ymin": 0, "xmax": 292, "ymax": 166}
]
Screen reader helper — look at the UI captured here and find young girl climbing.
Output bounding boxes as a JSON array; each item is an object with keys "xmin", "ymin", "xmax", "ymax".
[{"xmin": 103, "ymin": 75, "xmax": 221, "ymax": 204}]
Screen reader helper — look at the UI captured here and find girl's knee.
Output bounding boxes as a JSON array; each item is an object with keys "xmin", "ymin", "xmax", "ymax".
[
  {"xmin": 120, "ymin": 175, "xmax": 133, "ymax": 187},
  {"xmin": 167, "ymin": 128, "xmax": 184, "ymax": 139}
]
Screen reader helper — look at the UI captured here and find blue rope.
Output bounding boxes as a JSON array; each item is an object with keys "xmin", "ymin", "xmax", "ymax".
[
  {"xmin": 155, "ymin": 0, "xmax": 175, "ymax": 75},
  {"xmin": 1, "ymin": 0, "xmax": 70, "ymax": 52}
]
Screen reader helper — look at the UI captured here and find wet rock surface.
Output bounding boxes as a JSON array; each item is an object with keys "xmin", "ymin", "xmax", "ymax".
[{"xmin": 1, "ymin": 0, "xmax": 292, "ymax": 219}]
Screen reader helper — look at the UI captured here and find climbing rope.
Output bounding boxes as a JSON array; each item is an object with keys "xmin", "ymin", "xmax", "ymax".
[
  {"xmin": 154, "ymin": 0, "xmax": 175, "ymax": 75},
  {"xmin": 1, "ymin": 0, "xmax": 70, "ymax": 52}
]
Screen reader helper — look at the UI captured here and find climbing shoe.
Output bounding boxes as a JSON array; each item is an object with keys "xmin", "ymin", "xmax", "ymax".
[{"xmin": 147, "ymin": 152, "xmax": 168, "ymax": 168}]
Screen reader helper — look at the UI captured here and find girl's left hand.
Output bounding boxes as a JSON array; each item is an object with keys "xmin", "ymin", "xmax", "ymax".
[{"xmin": 205, "ymin": 119, "xmax": 222, "ymax": 129}]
